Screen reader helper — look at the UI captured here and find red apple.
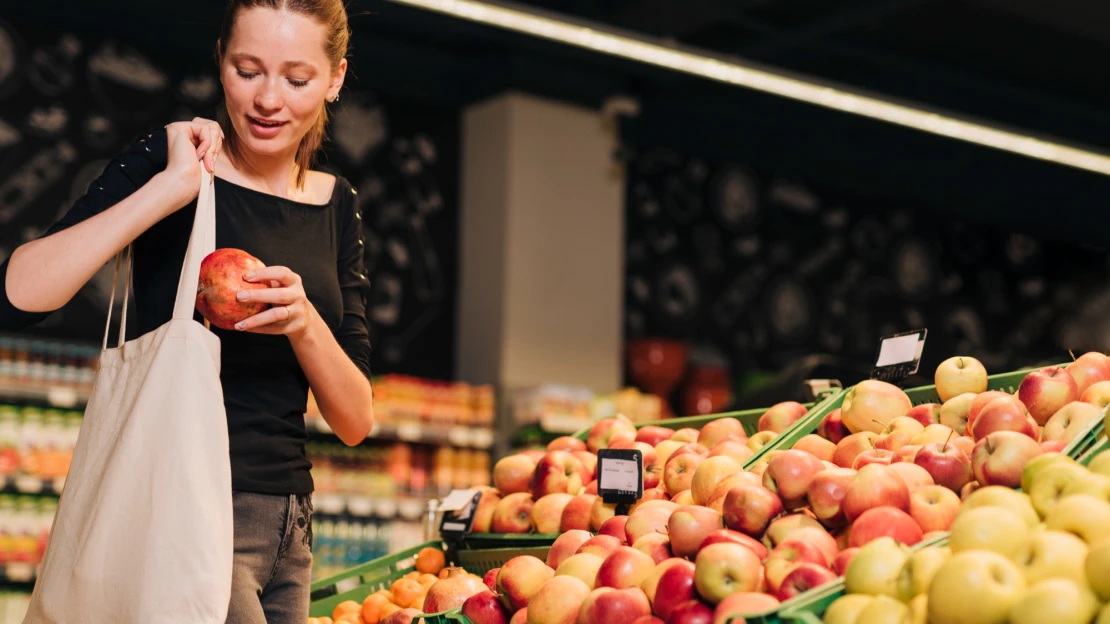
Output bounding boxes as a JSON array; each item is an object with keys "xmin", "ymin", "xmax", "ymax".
[
  {"xmin": 599, "ymin": 515, "xmax": 630, "ymax": 544},
  {"xmin": 759, "ymin": 402, "xmax": 809, "ymax": 434},
  {"xmin": 722, "ymin": 485, "xmax": 783, "ymax": 537},
  {"xmin": 669, "ymin": 442, "xmax": 710, "ymax": 462},
  {"xmin": 967, "ymin": 391, "xmax": 1017, "ymax": 431},
  {"xmin": 698, "ymin": 418, "xmax": 747, "ymax": 448},
  {"xmin": 633, "ymin": 618, "xmax": 663, "ymax": 624},
  {"xmin": 491, "ymin": 492, "xmax": 535, "ymax": 533},
  {"xmin": 531, "ymin": 451, "xmax": 590, "ymax": 497},
  {"xmin": 667, "ymin": 600, "xmax": 714, "ymax": 624},
  {"xmin": 971, "ymin": 397, "xmax": 1038, "ymax": 440},
  {"xmin": 691, "ymin": 456, "xmax": 745, "ymax": 506},
  {"xmin": 663, "ymin": 452, "xmax": 705, "ymax": 496},
  {"xmin": 874, "ymin": 417, "xmax": 925, "ymax": 452},
  {"xmin": 520, "ymin": 449, "xmax": 547, "ymax": 462},
  {"xmin": 971, "ymin": 430, "xmax": 1044, "ymax": 488},
  {"xmin": 584, "ymin": 480, "xmax": 599, "ymax": 495},
  {"xmin": 805, "ymin": 467, "xmax": 856, "ymax": 528},
  {"xmin": 493, "ymin": 454, "xmax": 537, "ymax": 495},
  {"xmin": 712, "ymin": 593, "xmax": 780, "ymax": 624},
  {"xmin": 483, "ymin": 568, "xmax": 500, "ymax": 591},
  {"xmin": 763, "ymin": 449, "xmax": 827, "ymax": 509},
  {"xmin": 629, "ymin": 487, "xmax": 670, "ymax": 513},
  {"xmin": 764, "ymin": 539, "xmax": 826, "ymax": 594},
  {"xmin": 587, "ymin": 416, "xmax": 637, "ymax": 453},
  {"xmin": 636, "ymin": 425, "xmax": 676, "ymax": 447},
  {"xmin": 792, "ymin": 435, "xmax": 836, "ymax": 462},
  {"xmin": 776, "ymin": 563, "xmax": 838, "ymax": 601},
  {"xmin": 886, "ymin": 462, "xmax": 934, "ymax": 492},
  {"xmin": 576, "ymin": 534, "xmax": 623, "ymax": 560},
  {"xmin": 950, "ymin": 435, "xmax": 975, "ymax": 457},
  {"xmin": 934, "ymin": 356, "xmax": 988, "ymax": 402},
  {"xmin": 848, "ymin": 506, "xmax": 923, "ymax": 547},
  {"xmin": 547, "ymin": 436, "xmax": 587, "ymax": 452},
  {"xmin": 668, "ymin": 505, "xmax": 724, "ymax": 559},
  {"xmin": 698, "ymin": 528, "xmax": 768, "ymax": 560},
  {"xmin": 908, "ymin": 484, "xmax": 960, "ymax": 533},
  {"xmin": 575, "ymin": 451, "xmax": 598, "ymax": 482},
  {"xmin": 590, "ymin": 498, "xmax": 618, "ymax": 531},
  {"xmin": 533, "ymin": 493, "xmax": 574, "ymax": 534},
  {"xmin": 644, "ymin": 559, "xmax": 695, "ymax": 619},
  {"xmin": 560, "ymin": 494, "xmax": 597, "ymax": 532},
  {"xmin": 832, "ymin": 432, "xmax": 879, "ymax": 468},
  {"xmin": 1018, "ymin": 366, "xmax": 1079, "ymax": 426},
  {"xmin": 818, "ymin": 408, "xmax": 851, "ymax": 443},
  {"xmin": 578, "ymin": 587, "xmax": 652, "ymax": 624},
  {"xmin": 471, "ymin": 487, "xmax": 502, "ymax": 534},
  {"xmin": 911, "ymin": 423, "xmax": 958, "ymax": 446},
  {"xmin": 851, "ymin": 449, "xmax": 895, "ymax": 469},
  {"xmin": 1041, "ymin": 439, "xmax": 1067, "ymax": 453},
  {"xmin": 707, "ymin": 439, "xmax": 754, "ymax": 465},
  {"xmin": 670, "ymin": 428, "xmax": 700, "ymax": 443},
  {"xmin": 705, "ymin": 472, "xmax": 762, "ymax": 513},
  {"xmin": 842, "ymin": 464, "xmax": 910, "ymax": 522},
  {"xmin": 939, "ymin": 392, "xmax": 976, "ymax": 436},
  {"xmin": 786, "ymin": 527, "xmax": 839, "ymax": 566},
  {"xmin": 892, "ymin": 444, "xmax": 921, "ymax": 463},
  {"xmin": 526, "ymin": 575, "xmax": 590, "ymax": 624},
  {"xmin": 840, "ymin": 380, "xmax": 912, "ymax": 434},
  {"xmin": 625, "ymin": 506, "xmax": 673, "ymax": 544},
  {"xmin": 913, "ymin": 438, "xmax": 972, "ymax": 492},
  {"xmin": 195, "ymin": 249, "xmax": 270, "ymax": 329},
  {"xmin": 1067, "ymin": 352, "xmax": 1110, "ymax": 394},
  {"xmin": 595, "ymin": 546, "xmax": 656, "ymax": 590},
  {"xmin": 461, "ymin": 591, "xmax": 509, "ymax": 624},
  {"xmin": 631, "ymin": 532, "xmax": 672, "ymax": 564},
  {"xmin": 694, "ymin": 543, "xmax": 762, "ymax": 603},
  {"xmin": 496, "ymin": 555, "xmax": 554, "ymax": 612},
  {"xmin": 763, "ymin": 513, "xmax": 826, "ymax": 549},
  {"xmin": 832, "ymin": 548, "xmax": 859, "ymax": 575},
  {"xmin": 904, "ymin": 403, "xmax": 942, "ymax": 428},
  {"xmin": 547, "ymin": 529, "xmax": 593, "ymax": 569}
]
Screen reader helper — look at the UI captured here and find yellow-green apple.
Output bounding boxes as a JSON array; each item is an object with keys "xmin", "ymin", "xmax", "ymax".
[
  {"xmin": 472, "ymin": 487, "xmax": 502, "ymax": 534},
  {"xmin": 887, "ymin": 462, "xmax": 934, "ymax": 492},
  {"xmin": 587, "ymin": 416, "xmax": 637, "ymax": 453},
  {"xmin": 1099, "ymin": 604, "xmax": 1110, "ymax": 624},
  {"xmin": 625, "ymin": 506, "xmax": 673, "ymax": 544},
  {"xmin": 574, "ymin": 452, "xmax": 598, "ymax": 483},
  {"xmin": 851, "ymin": 448, "xmax": 895, "ymax": 469},
  {"xmin": 875, "ymin": 417, "xmax": 925, "ymax": 452},
  {"xmin": 912, "ymin": 438, "xmax": 972, "ymax": 492},
  {"xmin": 763, "ymin": 540, "xmax": 827, "ymax": 594},
  {"xmin": 747, "ymin": 430, "xmax": 777, "ymax": 452},
  {"xmin": 763, "ymin": 513, "xmax": 826, "ymax": 549},
  {"xmin": 693, "ymin": 542, "xmax": 762, "ymax": 603},
  {"xmin": 1011, "ymin": 578, "xmax": 1100, "ymax": 624},
  {"xmin": 484, "ymin": 568, "xmax": 500, "ymax": 591},
  {"xmin": 711, "ymin": 593, "xmax": 780, "ymax": 624},
  {"xmin": 823, "ymin": 595, "xmax": 875, "ymax": 624},
  {"xmin": 698, "ymin": 528, "xmax": 768, "ymax": 560},
  {"xmin": 842, "ymin": 464, "xmax": 910, "ymax": 522},
  {"xmin": 1080, "ymin": 380, "xmax": 1110, "ymax": 409},
  {"xmin": 589, "ymin": 498, "xmax": 617, "ymax": 531},
  {"xmin": 841, "ymin": 380, "xmax": 913, "ymax": 434},
  {"xmin": 668, "ymin": 505, "xmax": 724, "ymax": 559},
  {"xmin": 1013, "ymin": 529, "xmax": 1088, "ymax": 586},
  {"xmin": 910, "ymin": 423, "xmax": 957, "ymax": 446},
  {"xmin": 722, "ymin": 484, "xmax": 783, "ymax": 536},
  {"xmin": 1067, "ymin": 352, "xmax": 1110, "ymax": 394},
  {"xmin": 577, "ymin": 587, "xmax": 652, "ymax": 624},
  {"xmin": 1028, "ymin": 463, "xmax": 1088, "ymax": 518},
  {"xmin": 908, "ymin": 485, "xmax": 960, "ymax": 533},
  {"xmin": 832, "ymin": 432, "xmax": 879, "ymax": 468},
  {"xmin": 1072, "ymin": 474, "xmax": 1110, "ymax": 504},
  {"xmin": 928, "ymin": 551, "xmax": 1026, "ymax": 624},
  {"xmin": 1090, "ymin": 451, "xmax": 1110, "ymax": 476},
  {"xmin": 844, "ymin": 536, "xmax": 911, "ymax": 597},
  {"xmin": 670, "ymin": 489, "xmax": 694, "ymax": 505},
  {"xmin": 691, "ymin": 456, "xmax": 744, "ymax": 506},
  {"xmin": 525, "ymin": 574, "xmax": 589, "ymax": 624},
  {"xmin": 630, "ymin": 533, "xmax": 672, "ymax": 564},
  {"xmin": 935, "ymin": 356, "xmax": 988, "ymax": 402},
  {"xmin": 1021, "ymin": 452, "xmax": 1077, "ymax": 492},
  {"xmin": 971, "ymin": 397, "xmax": 1039, "ymax": 440},
  {"xmin": 642, "ymin": 559, "xmax": 695, "ymax": 618},
  {"xmin": 763, "ymin": 449, "xmax": 826, "ymax": 509},
  {"xmin": 1018, "ymin": 366, "xmax": 1079, "ymax": 426},
  {"xmin": 833, "ymin": 547, "xmax": 860, "ymax": 575},
  {"xmin": 949, "ymin": 506, "xmax": 1032, "ymax": 557},
  {"xmin": 904, "ymin": 403, "xmax": 942, "ymax": 428},
  {"xmin": 971, "ymin": 430, "xmax": 1043, "ymax": 488},
  {"xmin": 759, "ymin": 401, "xmax": 809, "ymax": 434},
  {"xmin": 663, "ymin": 452, "xmax": 704, "ymax": 496},
  {"xmin": 950, "ymin": 435, "xmax": 975, "ymax": 457},
  {"xmin": 635, "ymin": 425, "xmax": 676, "ymax": 447},
  {"xmin": 627, "ymin": 488, "xmax": 669, "ymax": 514},
  {"xmin": 818, "ymin": 408, "xmax": 851, "ymax": 443},
  {"xmin": 576, "ymin": 535, "xmax": 623, "ymax": 560},
  {"xmin": 968, "ymin": 391, "xmax": 1018, "ymax": 430},
  {"xmin": 698, "ymin": 417, "xmax": 746, "ymax": 448},
  {"xmin": 891, "ymin": 444, "xmax": 921, "ymax": 463},
  {"xmin": 531, "ymin": 451, "xmax": 589, "ymax": 497},
  {"xmin": 548, "ymin": 436, "xmax": 587, "ymax": 452},
  {"xmin": 560, "ymin": 494, "xmax": 597, "ymax": 532},
  {"xmin": 939, "ymin": 392, "xmax": 976, "ymax": 435},
  {"xmin": 848, "ymin": 506, "xmax": 923, "ymax": 548},
  {"xmin": 897, "ymin": 546, "xmax": 950, "ymax": 601},
  {"xmin": 492, "ymin": 492, "xmax": 536, "ymax": 533},
  {"xmin": 1043, "ymin": 401, "xmax": 1101, "ymax": 443},
  {"xmin": 596, "ymin": 546, "xmax": 656, "ymax": 589},
  {"xmin": 857, "ymin": 595, "xmax": 909, "ymax": 623},
  {"xmin": 497, "ymin": 555, "xmax": 555, "ymax": 611},
  {"xmin": 707, "ymin": 439, "xmax": 753, "ymax": 464},
  {"xmin": 777, "ymin": 563, "xmax": 838, "ymax": 601},
  {"xmin": 791, "ymin": 434, "xmax": 836, "ymax": 462},
  {"xmin": 667, "ymin": 600, "xmax": 714, "ymax": 624},
  {"xmin": 462, "ymin": 591, "xmax": 509, "ymax": 624},
  {"xmin": 533, "ymin": 493, "xmax": 574, "ymax": 534},
  {"xmin": 554, "ymin": 553, "xmax": 604, "ymax": 589},
  {"xmin": 653, "ymin": 440, "xmax": 684, "ymax": 469},
  {"xmin": 598, "ymin": 516, "xmax": 630, "ymax": 544},
  {"xmin": 1045, "ymin": 495, "xmax": 1110, "ymax": 543},
  {"xmin": 670, "ymin": 428, "xmax": 700, "ymax": 443},
  {"xmin": 1085, "ymin": 539, "xmax": 1110, "ymax": 601},
  {"xmin": 705, "ymin": 472, "xmax": 762, "ymax": 513},
  {"xmin": 493, "ymin": 454, "xmax": 538, "ymax": 495},
  {"xmin": 806, "ymin": 467, "xmax": 856, "ymax": 528}
]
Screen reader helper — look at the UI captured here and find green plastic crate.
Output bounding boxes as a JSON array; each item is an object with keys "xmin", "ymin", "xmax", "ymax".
[{"xmin": 456, "ymin": 534, "xmax": 561, "ymax": 550}]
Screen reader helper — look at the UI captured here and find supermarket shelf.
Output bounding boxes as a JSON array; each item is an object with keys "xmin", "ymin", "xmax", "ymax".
[
  {"xmin": 0, "ymin": 563, "xmax": 36, "ymax": 584},
  {"xmin": 2, "ymin": 476, "xmax": 63, "ymax": 497},
  {"xmin": 308, "ymin": 417, "xmax": 495, "ymax": 449},
  {"xmin": 0, "ymin": 380, "xmax": 88, "ymax": 409},
  {"xmin": 312, "ymin": 492, "xmax": 434, "ymax": 522}
]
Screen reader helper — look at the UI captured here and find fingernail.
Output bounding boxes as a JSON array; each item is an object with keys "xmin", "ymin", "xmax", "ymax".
[
  {"xmin": 235, "ymin": 322, "xmax": 246, "ymax": 330},
  {"xmin": 245, "ymin": 271, "xmax": 255, "ymax": 280},
  {"xmin": 237, "ymin": 291, "xmax": 248, "ymax": 301}
]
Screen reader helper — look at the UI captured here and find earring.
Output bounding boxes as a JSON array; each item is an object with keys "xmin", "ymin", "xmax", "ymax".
[{"xmin": 330, "ymin": 93, "xmax": 339, "ymax": 103}]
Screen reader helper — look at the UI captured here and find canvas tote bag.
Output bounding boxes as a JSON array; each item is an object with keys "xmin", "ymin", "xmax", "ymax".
[{"xmin": 24, "ymin": 168, "xmax": 234, "ymax": 623}]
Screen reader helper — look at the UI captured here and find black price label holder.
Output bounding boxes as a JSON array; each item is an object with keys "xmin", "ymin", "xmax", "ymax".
[
  {"xmin": 438, "ymin": 489, "xmax": 484, "ymax": 542},
  {"xmin": 870, "ymin": 329, "xmax": 927, "ymax": 386},
  {"xmin": 597, "ymin": 448, "xmax": 643, "ymax": 516}
]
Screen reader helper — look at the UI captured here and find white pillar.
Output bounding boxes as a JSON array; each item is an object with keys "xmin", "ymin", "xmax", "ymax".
[{"xmin": 456, "ymin": 92, "xmax": 624, "ymax": 393}]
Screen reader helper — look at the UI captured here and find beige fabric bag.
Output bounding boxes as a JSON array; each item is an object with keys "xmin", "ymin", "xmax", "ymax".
[{"xmin": 24, "ymin": 168, "xmax": 233, "ymax": 623}]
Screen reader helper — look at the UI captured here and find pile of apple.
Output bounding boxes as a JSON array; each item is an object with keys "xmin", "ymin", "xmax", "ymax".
[{"xmin": 827, "ymin": 450, "xmax": 1110, "ymax": 624}]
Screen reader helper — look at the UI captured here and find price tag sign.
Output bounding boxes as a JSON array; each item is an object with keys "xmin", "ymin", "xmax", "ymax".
[
  {"xmin": 597, "ymin": 448, "xmax": 643, "ymax": 506},
  {"xmin": 870, "ymin": 329, "xmax": 927, "ymax": 385},
  {"xmin": 439, "ymin": 489, "xmax": 484, "ymax": 540}
]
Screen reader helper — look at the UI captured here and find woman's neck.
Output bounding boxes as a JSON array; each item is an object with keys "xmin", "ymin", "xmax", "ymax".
[{"xmin": 224, "ymin": 145, "xmax": 303, "ymax": 200}]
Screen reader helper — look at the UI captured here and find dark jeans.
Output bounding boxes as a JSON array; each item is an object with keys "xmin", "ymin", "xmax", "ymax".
[{"xmin": 226, "ymin": 491, "xmax": 314, "ymax": 624}]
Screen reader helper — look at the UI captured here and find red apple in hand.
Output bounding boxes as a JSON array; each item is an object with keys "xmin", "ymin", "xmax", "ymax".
[
  {"xmin": 913, "ymin": 436, "xmax": 972, "ymax": 492},
  {"xmin": 196, "ymin": 249, "xmax": 270, "ymax": 329},
  {"xmin": 806, "ymin": 467, "xmax": 856, "ymax": 528},
  {"xmin": 1018, "ymin": 366, "xmax": 1079, "ymax": 425},
  {"xmin": 636, "ymin": 425, "xmax": 676, "ymax": 447},
  {"xmin": 971, "ymin": 430, "xmax": 1043, "ymax": 488},
  {"xmin": 1067, "ymin": 352, "xmax": 1110, "ymax": 394},
  {"xmin": 904, "ymin": 403, "xmax": 942, "ymax": 427},
  {"xmin": 763, "ymin": 450, "xmax": 826, "ymax": 509},
  {"xmin": 776, "ymin": 563, "xmax": 838, "ymax": 601},
  {"xmin": 818, "ymin": 408, "xmax": 851, "ymax": 443},
  {"xmin": 722, "ymin": 485, "xmax": 783, "ymax": 537},
  {"xmin": 842, "ymin": 464, "xmax": 910, "ymax": 522},
  {"xmin": 759, "ymin": 402, "xmax": 809, "ymax": 433}
]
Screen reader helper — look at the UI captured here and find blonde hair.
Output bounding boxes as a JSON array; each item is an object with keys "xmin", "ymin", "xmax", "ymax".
[{"xmin": 216, "ymin": 0, "xmax": 349, "ymax": 189}]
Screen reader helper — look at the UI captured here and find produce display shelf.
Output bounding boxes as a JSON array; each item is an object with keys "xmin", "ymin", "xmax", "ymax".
[
  {"xmin": 570, "ymin": 401, "xmax": 818, "ymax": 442},
  {"xmin": 1, "ymin": 476, "xmax": 63, "ymax": 497},
  {"xmin": 309, "ymin": 417, "xmax": 496, "ymax": 449},
  {"xmin": 0, "ymin": 563, "xmax": 36, "ymax": 584},
  {"xmin": 0, "ymin": 379, "xmax": 88, "ymax": 409},
  {"xmin": 454, "ymin": 534, "xmax": 561, "ymax": 550},
  {"xmin": 1065, "ymin": 407, "xmax": 1108, "ymax": 465}
]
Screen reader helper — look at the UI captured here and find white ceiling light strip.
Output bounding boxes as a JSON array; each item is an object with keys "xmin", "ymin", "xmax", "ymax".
[{"xmin": 386, "ymin": 0, "xmax": 1110, "ymax": 177}]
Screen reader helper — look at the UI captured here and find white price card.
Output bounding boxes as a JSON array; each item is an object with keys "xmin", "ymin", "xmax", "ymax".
[{"xmin": 599, "ymin": 458, "xmax": 640, "ymax": 493}]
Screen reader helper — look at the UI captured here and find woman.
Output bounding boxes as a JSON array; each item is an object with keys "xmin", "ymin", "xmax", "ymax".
[{"xmin": 0, "ymin": 1, "xmax": 374, "ymax": 620}]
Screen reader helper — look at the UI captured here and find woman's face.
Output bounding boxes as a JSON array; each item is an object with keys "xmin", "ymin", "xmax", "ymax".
[{"xmin": 220, "ymin": 7, "xmax": 346, "ymax": 161}]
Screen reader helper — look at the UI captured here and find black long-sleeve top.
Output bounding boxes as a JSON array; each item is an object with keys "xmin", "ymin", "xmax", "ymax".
[{"xmin": 0, "ymin": 128, "xmax": 372, "ymax": 495}]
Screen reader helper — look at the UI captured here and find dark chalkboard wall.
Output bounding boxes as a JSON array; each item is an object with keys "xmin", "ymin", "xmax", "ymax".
[
  {"xmin": 0, "ymin": 16, "xmax": 459, "ymax": 380},
  {"xmin": 623, "ymin": 146, "xmax": 1110, "ymax": 384}
]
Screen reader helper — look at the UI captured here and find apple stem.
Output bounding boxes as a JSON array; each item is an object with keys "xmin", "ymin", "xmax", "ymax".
[
  {"xmin": 986, "ymin": 437, "xmax": 994, "ymax": 453},
  {"xmin": 943, "ymin": 430, "xmax": 955, "ymax": 452},
  {"xmin": 1069, "ymin": 349, "xmax": 1077, "ymax": 362},
  {"xmin": 872, "ymin": 419, "xmax": 890, "ymax": 434}
]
